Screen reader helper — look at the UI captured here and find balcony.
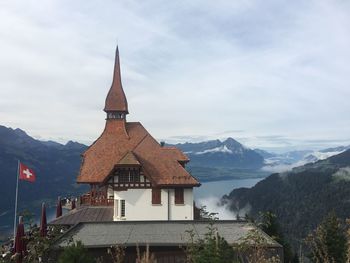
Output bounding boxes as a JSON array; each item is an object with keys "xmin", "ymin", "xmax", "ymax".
[{"xmin": 79, "ymin": 192, "xmax": 114, "ymax": 206}]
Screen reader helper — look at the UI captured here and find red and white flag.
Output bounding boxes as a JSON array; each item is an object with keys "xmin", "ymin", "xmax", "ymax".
[{"xmin": 19, "ymin": 163, "xmax": 36, "ymax": 182}]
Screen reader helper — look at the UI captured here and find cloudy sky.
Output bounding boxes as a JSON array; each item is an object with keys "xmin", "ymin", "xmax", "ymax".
[{"xmin": 0, "ymin": 0, "xmax": 349, "ymax": 152}]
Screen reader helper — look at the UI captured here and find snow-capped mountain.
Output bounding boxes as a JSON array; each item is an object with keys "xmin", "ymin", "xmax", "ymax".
[
  {"xmin": 172, "ymin": 138, "xmax": 264, "ymax": 169},
  {"xmin": 170, "ymin": 137, "xmax": 350, "ymax": 173},
  {"xmin": 195, "ymin": 145, "xmax": 234, "ymax": 155}
]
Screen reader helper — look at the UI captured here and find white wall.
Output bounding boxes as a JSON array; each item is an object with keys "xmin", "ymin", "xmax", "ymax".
[
  {"xmin": 113, "ymin": 188, "xmax": 193, "ymax": 221},
  {"xmin": 169, "ymin": 188, "xmax": 194, "ymax": 220}
]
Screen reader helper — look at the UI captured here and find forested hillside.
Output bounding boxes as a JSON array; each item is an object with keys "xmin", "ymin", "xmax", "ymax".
[
  {"xmin": 223, "ymin": 150, "xmax": 350, "ymax": 249},
  {"xmin": 0, "ymin": 126, "xmax": 87, "ymax": 236}
]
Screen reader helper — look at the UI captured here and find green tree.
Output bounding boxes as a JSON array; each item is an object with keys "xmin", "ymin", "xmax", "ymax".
[
  {"xmin": 238, "ymin": 228, "xmax": 281, "ymax": 263},
  {"xmin": 258, "ymin": 211, "xmax": 294, "ymax": 263},
  {"xmin": 306, "ymin": 212, "xmax": 347, "ymax": 263},
  {"xmin": 58, "ymin": 240, "xmax": 94, "ymax": 263},
  {"xmin": 186, "ymin": 223, "xmax": 237, "ymax": 263}
]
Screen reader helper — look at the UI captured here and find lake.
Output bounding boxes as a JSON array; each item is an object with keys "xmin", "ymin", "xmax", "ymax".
[
  {"xmin": 194, "ymin": 177, "xmax": 263, "ymax": 200},
  {"xmin": 193, "ymin": 177, "xmax": 263, "ymax": 219},
  {"xmin": 0, "ymin": 177, "xmax": 264, "ymax": 239}
]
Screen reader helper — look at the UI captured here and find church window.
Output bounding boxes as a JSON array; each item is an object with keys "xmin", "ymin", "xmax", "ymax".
[
  {"xmin": 152, "ymin": 188, "xmax": 161, "ymax": 204},
  {"xmin": 175, "ymin": 188, "xmax": 184, "ymax": 205}
]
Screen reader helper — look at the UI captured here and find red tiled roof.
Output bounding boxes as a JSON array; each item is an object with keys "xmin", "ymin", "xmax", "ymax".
[
  {"xmin": 77, "ymin": 121, "xmax": 200, "ymax": 186},
  {"xmin": 117, "ymin": 151, "xmax": 141, "ymax": 166},
  {"xmin": 104, "ymin": 47, "xmax": 128, "ymax": 113},
  {"xmin": 161, "ymin": 147, "xmax": 189, "ymax": 163},
  {"xmin": 79, "ymin": 47, "xmax": 199, "ymax": 187}
]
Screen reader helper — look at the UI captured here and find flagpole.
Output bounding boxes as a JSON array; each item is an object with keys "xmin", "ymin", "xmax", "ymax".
[{"xmin": 13, "ymin": 160, "xmax": 20, "ymax": 238}]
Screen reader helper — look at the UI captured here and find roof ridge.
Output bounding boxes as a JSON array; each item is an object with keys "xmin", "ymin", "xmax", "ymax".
[
  {"xmin": 117, "ymin": 151, "xmax": 141, "ymax": 166},
  {"xmin": 132, "ymin": 134, "xmax": 149, "ymax": 152}
]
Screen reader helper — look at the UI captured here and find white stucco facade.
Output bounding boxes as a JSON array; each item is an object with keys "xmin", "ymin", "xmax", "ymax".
[{"xmin": 113, "ymin": 188, "xmax": 194, "ymax": 221}]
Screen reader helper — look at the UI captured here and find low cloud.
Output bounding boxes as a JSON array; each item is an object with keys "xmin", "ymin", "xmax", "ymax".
[
  {"xmin": 196, "ymin": 196, "xmax": 251, "ymax": 220},
  {"xmin": 261, "ymin": 160, "xmax": 308, "ymax": 173},
  {"xmin": 196, "ymin": 196, "xmax": 237, "ymax": 220}
]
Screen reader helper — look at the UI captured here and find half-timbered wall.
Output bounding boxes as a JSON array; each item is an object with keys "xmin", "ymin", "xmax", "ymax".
[{"xmin": 107, "ymin": 168, "xmax": 151, "ymax": 190}]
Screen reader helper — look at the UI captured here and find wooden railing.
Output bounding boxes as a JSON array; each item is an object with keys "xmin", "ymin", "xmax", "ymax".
[{"xmin": 80, "ymin": 193, "xmax": 114, "ymax": 206}]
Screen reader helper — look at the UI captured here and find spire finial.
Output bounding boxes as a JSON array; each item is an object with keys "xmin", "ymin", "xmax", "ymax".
[{"xmin": 104, "ymin": 46, "xmax": 129, "ymax": 117}]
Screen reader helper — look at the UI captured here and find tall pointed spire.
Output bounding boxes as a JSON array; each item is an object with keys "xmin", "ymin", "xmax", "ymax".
[{"xmin": 104, "ymin": 46, "xmax": 129, "ymax": 116}]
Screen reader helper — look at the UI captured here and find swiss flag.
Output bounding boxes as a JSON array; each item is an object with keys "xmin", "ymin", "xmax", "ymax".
[{"xmin": 19, "ymin": 163, "xmax": 36, "ymax": 182}]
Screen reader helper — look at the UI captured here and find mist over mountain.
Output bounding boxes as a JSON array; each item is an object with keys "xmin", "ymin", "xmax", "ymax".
[
  {"xmin": 222, "ymin": 149, "xmax": 350, "ymax": 249},
  {"xmin": 261, "ymin": 146, "xmax": 350, "ymax": 173},
  {"xmin": 171, "ymin": 138, "xmax": 349, "ymax": 177}
]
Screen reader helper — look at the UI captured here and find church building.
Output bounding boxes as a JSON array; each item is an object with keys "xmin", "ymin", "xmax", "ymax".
[
  {"xmin": 77, "ymin": 47, "xmax": 200, "ymax": 221},
  {"xmin": 50, "ymin": 47, "xmax": 283, "ymax": 263}
]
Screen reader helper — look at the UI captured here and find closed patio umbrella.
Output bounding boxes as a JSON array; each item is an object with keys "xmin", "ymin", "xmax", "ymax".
[
  {"xmin": 71, "ymin": 198, "xmax": 76, "ymax": 210},
  {"xmin": 14, "ymin": 216, "xmax": 25, "ymax": 263},
  {"xmin": 40, "ymin": 202, "xmax": 47, "ymax": 237},
  {"xmin": 56, "ymin": 197, "xmax": 62, "ymax": 218}
]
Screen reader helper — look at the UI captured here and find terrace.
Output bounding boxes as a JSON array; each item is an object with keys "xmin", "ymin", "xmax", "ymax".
[{"xmin": 79, "ymin": 186, "xmax": 114, "ymax": 206}]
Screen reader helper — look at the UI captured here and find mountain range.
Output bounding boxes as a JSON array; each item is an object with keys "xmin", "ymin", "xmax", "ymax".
[
  {"xmin": 0, "ymin": 126, "xmax": 88, "ymax": 237},
  {"xmin": 1, "ymin": 126, "xmax": 268, "ymax": 236},
  {"xmin": 0, "ymin": 124, "xmax": 348, "ymax": 238},
  {"xmin": 170, "ymin": 138, "xmax": 269, "ymax": 181},
  {"xmin": 172, "ymin": 138, "xmax": 264, "ymax": 169},
  {"xmin": 170, "ymin": 139, "xmax": 350, "ymax": 179}
]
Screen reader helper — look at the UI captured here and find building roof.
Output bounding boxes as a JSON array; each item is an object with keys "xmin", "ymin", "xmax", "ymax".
[
  {"xmin": 51, "ymin": 221, "xmax": 282, "ymax": 248},
  {"xmin": 77, "ymin": 121, "xmax": 200, "ymax": 186},
  {"xmin": 104, "ymin": 46, "xmax": 128, "ymax": 113},
  {"xmin": 77, "ymin": 48, "xmax": 199, "ymax": 186},
  {"xmin": 161, "ymin": 147, "xmax": 190, "ymax": 163},
  {"xmin": 117, "ymin": 151, "xmax": 141, "ymax": 166},
  {"xmin": 49, "ymin": 207, "xmax": 113, "ymax": 225}
]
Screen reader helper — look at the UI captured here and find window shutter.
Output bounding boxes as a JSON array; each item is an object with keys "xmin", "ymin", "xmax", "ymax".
[
  {"xmin": 152, "ymin": 188, "xmax": 161, "ymax": 204},
  {"xmin": 175, "ymin": 188, "xmax": 184, "ymax": 204}
]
